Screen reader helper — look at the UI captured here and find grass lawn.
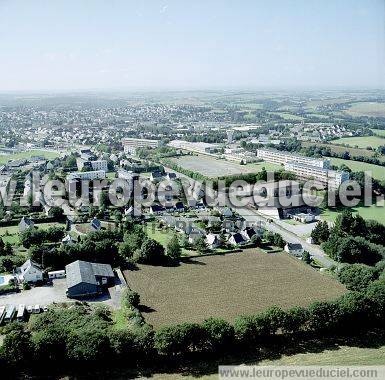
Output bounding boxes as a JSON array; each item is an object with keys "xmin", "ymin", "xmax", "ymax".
[
  {"xmin": 124, "ymin": 249, "xmax": 345, "ymax": 328},
  {"xmin": 145, "ymin": 222, "xmax": 194, "ymax": 256},
  {"xmin": 0, "ymin": 149, "xmax": 60, "ymax": 165},
  {"xmin": 0, "ymin": 225, "xmax": 20, "ymax": 244},
  {"xmin": 320, "ymin": 201, "xmax": 385, "ymax": 225},
  {"xmin": 168, "ymin": 155, "xmax": 282, "ymax": 178},
  {"xmin": 330, "ymin": 157, "xmax": 385, "ymax": 181},
  {"xmin": 332, "ymin": 136, "xmax": 385, "ymax": 149},
  {"xmin": 0, "ymin": 222, "xmax": 66, "ymax": 245},
  {"xmin": 246, "ymin": 161, "xmax": 284, "ymax": 173},
  {"xmin": 146, "ymin": 223, "xmax": 173, "ymax": 247}
]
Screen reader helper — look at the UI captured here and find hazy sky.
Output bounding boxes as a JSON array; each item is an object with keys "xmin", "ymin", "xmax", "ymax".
[{"xmin": 0, "ymin": 0, "xmax": 384, "ymax": 91}]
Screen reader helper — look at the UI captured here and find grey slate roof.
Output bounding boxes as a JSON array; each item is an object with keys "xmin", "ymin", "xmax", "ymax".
[{"xmin": 65, "ymin": 260, "xmax": 114, "ymax": 289}]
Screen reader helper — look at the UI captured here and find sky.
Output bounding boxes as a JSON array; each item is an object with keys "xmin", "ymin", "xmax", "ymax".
[{"xmin": 0, "ymin": 0, "xmax": 384, "ymax": 91}]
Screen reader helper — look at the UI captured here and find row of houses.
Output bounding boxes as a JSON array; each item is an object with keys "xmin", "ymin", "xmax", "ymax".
[{"xmin": 159, "ymin": 214, "xmax": 263, "ymax": 249}]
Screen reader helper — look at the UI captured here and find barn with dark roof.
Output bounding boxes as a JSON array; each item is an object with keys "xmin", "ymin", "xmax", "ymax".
[{"xmin": 65, "ymin": 260, "xmax": 115, "ymax": 298}]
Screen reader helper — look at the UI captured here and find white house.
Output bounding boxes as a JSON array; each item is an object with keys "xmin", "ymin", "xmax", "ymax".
[
  {"xmin": 16, "ymin": 259, "xmax": 44, "ymax": 283},
  {"xmin": 284, "ymin": 243, "xmax": 304, "ymax": 257},
  {"xmin": 206, "ymin": 233, "xmax": 221, "ymax": 249},
  {"xmin": 19, "ymin": 217, "xmax": 34, "ymax": 233}
]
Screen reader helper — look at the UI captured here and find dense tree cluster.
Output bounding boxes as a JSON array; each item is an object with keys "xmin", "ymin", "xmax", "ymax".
[
  {"xmin": 322, "ymin": 210, "xmax": 385, "ymax": 265},
  {"xmin": 310, "ymin": 221, "xmax": 330, "ymax": 244},
  {"xmin": 20, "ymin": 226, "xmax": 65, "ymax": 249},
  {"xmin": 118, "ymin": 223, "xmax": 167, "ymax": 265},
  {"xmin": 263, "ymin": 231, "xmax": 285, "ymax": 248}
]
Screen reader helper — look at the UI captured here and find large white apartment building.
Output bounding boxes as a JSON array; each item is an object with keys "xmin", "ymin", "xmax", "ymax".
[
  {"xmin": 67, "ymin": 170, "xmax": 106, "ymax": 181},
  {"xmin": 257, "ymin": 148, "xmax": 330, "ymax": 169},
  {"xmin": 76, "ymin": 158, "xmax": 108, "ymax": 172},
  {"xmin": 122, "ymin": 138, "xmax": 160, "ymax": 154},
  {"xmin": 284, "ymin": 161, "xmax": 349, "ymax": 189}
]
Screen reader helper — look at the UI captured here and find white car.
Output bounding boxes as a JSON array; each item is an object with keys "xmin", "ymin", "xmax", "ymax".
[{"xmin": 26, "ymin": 305, "xmax": 33, "ymax": 314}]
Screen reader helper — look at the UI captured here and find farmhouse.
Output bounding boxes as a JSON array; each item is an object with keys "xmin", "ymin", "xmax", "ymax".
[
  {"xmin": 16, "ymin": 259, "xmax": 44, "ymax": 283},
  {"xmin": 65, "ymin": 260, "xmax": 115, "ymax": 298}
]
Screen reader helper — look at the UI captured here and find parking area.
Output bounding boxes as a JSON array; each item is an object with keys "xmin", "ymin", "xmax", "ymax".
[
  {"xmin": 0, "ymin": 279, "xmax": 68, "ymax": 307},
  {"xmin": 0, "ymin": 276, "xmax": 124, "ymax": 310}
]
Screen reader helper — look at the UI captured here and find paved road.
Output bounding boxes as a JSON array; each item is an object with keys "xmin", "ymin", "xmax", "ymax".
[
  {"xmin": 164, "ymin": 165, "xmax": 338, "ymax": 268},
  {"xmin": 235, "ymin": 206, "xmax": 337, "ymax": 268}
]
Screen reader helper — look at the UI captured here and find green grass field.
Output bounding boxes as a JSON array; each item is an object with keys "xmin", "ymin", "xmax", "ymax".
[
  {"xmin": 301, "ymin": 141, "xmax": 385, "ymax": 163},
  {"xmin": 269, "ymin": 112, "xmax": 304, "ymax": 121},
  {"xmin": 330, "ymin": 157, "xmax": 385, "ymax": 181},
  {"xmin": 0, "ymin": 149, "xmax": 60, "ymax": 165},
  {"xmin": 0, "ymin": 225, "xmax": 20, "ymax": 244},
  {"xmin": 371, "ymin": 129, "xmax": 385, "ymax": 137},
  {"xmin": 145, "ymin": 222, "xmax": 194, "ymax": 256},
  {"xmin": 169, "ymin": 155, "xmax": 282, "ymax": 178},
  {"xmin": 320, "ymin": 200, "xmax": 385, "ymax": 225},
  {"xmin": 345, "ymin": 102, "xmax": 385, "ymax": 117},
  {"xmin": 139, "ymin": 342, "xmax": 385, "ymax": 379},
  {"xmin": 0, "ymin": 222, "xmax": 66, "ymax": 245},
  {"xmin": 332, "ymin": 136, "xmax": 385, "ymax": 149}
]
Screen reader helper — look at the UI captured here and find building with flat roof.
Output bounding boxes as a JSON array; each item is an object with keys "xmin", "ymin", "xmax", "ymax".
[
  {"xmin": 257, "ymin": 148, "xmax": 330, "ymax": 169},
  {"xmin": 168, "ymin": 140, "xmax": 220, "ymax": 154},
  {"xmin": 67, "ymin": 170, "xmax": 106, "ymax": 181},
  {"xmin": 122, "ymin": 137, "xmax": 160, "ymax": 155},
  {"xmin": 284, "ymin": 161, "xmax": 349, "ymax": 190},
  {"xmin": 76, "ymin": 158, "xmax": 108, "ymax": 172}
]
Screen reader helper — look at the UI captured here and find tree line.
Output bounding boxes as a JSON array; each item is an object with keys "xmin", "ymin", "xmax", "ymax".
[{"xmin": 1, "ymin": 277, "xmax": 384, "ymax": 373}]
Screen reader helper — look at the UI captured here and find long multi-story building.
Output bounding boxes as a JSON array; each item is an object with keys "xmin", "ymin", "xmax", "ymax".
[
  {"xmin": 284, "ymin": 161, "xmax": 349, "ymax": 189},
  {"xmin": 67, "ymin": 170, "xmax": 106, "ymax": 181},
  {"xmin": 256, "ymin": 148, "xmax": 330, "ymax": 169},
  {"xmin": 76, "ymin": 158, "xmax": 108, "ymax": 172},
  {"xmin": 122, "ymin": 138, "xmax": 160, "ymax": 154}
]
